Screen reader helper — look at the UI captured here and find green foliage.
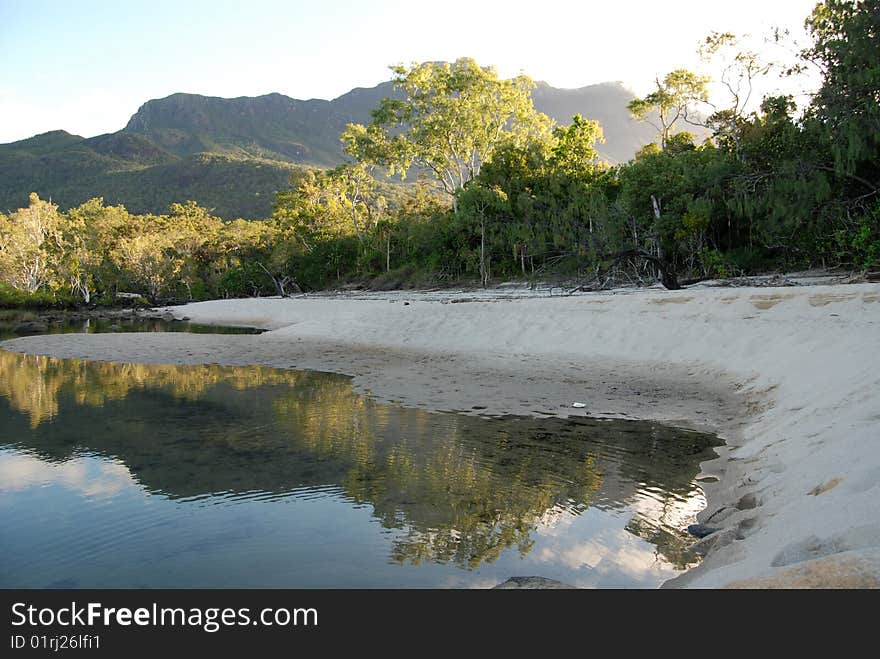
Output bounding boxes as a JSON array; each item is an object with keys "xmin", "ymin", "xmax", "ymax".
[
  {"xmin": 805, "ymin": 0, "xmax": 880, "ymax": 177},
  {"xmin": 836, "ymin": 202, "xmax": 880, "ymax": 269},
  {"xmin": 549, "ymin": 115, "xmax": 605, "ymax": 176},
  {"xmin": 342, "ymin": 58, "xmax": 553, "ymax": 204},
  {"xmin": 0, "ymin": 282, "xmax": 75, "ymax": 309},
  {"xmin": 627, "ymin": 69, "xmax": 709, "ymax": 149}
]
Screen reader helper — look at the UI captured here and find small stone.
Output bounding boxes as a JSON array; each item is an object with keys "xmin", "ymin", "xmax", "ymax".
[
  {"xmin": 12, "ymin": 321, "xmax": 48, "ymax": 335},
  {"xmin": 688, "ymin": 524, "xmax": 721, "ymax": 538},
  {"xmin": 690, "ymin": 527, "xmax": 737, "ymax": 556}
]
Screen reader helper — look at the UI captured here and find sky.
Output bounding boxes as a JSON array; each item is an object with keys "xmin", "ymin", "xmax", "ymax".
[{"xmin": 0, "ymin": 0, "xmax": 820, "ymax": 144}]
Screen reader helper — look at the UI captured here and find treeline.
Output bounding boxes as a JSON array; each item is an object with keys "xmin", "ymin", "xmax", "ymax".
[
  {"xmin": 287, "ymin": 1, "xmax": 879, "ymax": 290},
  {"xmin": 0, "ymin": 196, "xmax": 281, "ymax": 306},
  {"xmin": 0, "ymin": 0, "xmax": 877, "ymax": 306}
]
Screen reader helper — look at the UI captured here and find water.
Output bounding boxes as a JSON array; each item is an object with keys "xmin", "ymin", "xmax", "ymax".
[
  {"xmin": 0, "ymin": 345, "xmax": 721, "ymax": 588},
  {"xmin": 0, "ymin": 311, "xmax": 262, "ymax": 341}
]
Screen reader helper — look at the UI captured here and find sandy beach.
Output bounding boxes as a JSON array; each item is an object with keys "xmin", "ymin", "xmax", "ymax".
[{"xmin": 3, "ymin": 281, "xmax": 879, "ymax": 588}]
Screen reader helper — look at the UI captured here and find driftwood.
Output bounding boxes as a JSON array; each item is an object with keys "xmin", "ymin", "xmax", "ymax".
[
  {"xmin": 256, "ymin": 263, "xmax": 302, "ymax": 297},
  {"xmin": 569, "ymin": 250, "xmax": 681, "ymax": 294},
  {"xmin": 608, "ymin": 250, "xmax": 681, "ymax": 290}
]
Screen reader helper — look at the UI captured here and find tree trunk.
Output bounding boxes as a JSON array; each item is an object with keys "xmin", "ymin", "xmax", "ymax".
[
  {"xmin": 604, "ymin": 249, "xmax": 681, "ymax": 290},
  {"xmin": 480, "ymin": 219, "xmax": 487, "ymax": 287}
]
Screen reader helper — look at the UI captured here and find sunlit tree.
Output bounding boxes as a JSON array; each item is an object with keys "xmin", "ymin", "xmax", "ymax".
[{"xmin": 342, "ymin": 58, "xmax": 553, "ymax": 211}]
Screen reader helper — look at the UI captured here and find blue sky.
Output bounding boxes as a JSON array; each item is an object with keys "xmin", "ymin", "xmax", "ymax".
[{"xmin": 0, "ymin": 0, "xmax": 819, "ymax": 143}]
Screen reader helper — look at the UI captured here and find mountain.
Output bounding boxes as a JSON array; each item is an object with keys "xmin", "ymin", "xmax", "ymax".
[
  {"xmin": 532, "ymin": 82, "xmax": 656, "ymax": 164},
  {"xmin": 0, "ymin": 80, "xmax": 658, "ymax": 219},
  {"xmin": 0, "ymin": 130, "xmax": 301, "ymax": 219}
]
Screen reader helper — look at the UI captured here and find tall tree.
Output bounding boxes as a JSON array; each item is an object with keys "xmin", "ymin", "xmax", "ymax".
[
  {"xmin": 342, "ymin": 58, "xmax": 552, "ymax": 211},
  {"xmin": 111, "ymin": 232, "xmax": 181, "ymax": 300},
  {"xmin": 548, "ymin": 114, "xmax": 605, "ymax": 176},
  {"xmin": 805, "ymin": 0, "xmax": 880, "ymax": 183},
  {"xmin": 457, "ymin": 183, "xmax": 508, "ymax": 286},
  {"xmin": 0, "ymin": 193, "xmax": 64, "ymax": 293},
  {"xmin": 698, "ymin": 32, "xmax": 773, "ymax": 156},
  {"xmin": 627, "ymin": 69, "xmax": 709, "ymax": 150}
]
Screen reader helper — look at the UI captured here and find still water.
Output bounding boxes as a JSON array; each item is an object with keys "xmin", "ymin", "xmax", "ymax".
[
  {"xmin": 0, "ymin": 332, "xmax": 720, "ymax": 588},
  {"xmin": 0, "ymin": 312, "xmax": 262, "ymax": 341}
]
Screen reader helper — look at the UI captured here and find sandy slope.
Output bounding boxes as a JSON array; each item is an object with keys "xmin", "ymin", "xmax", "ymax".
[{"xmin": 3, "ymin": 282, "xmax": 879, "ymax": 588}]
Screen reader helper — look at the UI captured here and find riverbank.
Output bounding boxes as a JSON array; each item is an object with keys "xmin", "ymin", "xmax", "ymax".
[{"xmin": 3, "ymin": 282, "xmax": 879, "ymax": 587}]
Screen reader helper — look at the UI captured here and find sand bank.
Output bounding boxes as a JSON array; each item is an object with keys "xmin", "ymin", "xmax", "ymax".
[{"xmin": 3, "ymin": 282, "xmax": 879, "ymax": 587}]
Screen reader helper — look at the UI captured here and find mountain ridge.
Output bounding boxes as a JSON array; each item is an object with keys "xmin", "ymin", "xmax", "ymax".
[{"xmin": 1, "ymin": 80, "xmax": 658, "ymax": 218}]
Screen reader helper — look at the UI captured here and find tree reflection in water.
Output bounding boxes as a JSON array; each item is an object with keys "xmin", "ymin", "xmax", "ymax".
[{"xmin": 0, "ymin": 349, "xmax": 720, "ymax": 573}]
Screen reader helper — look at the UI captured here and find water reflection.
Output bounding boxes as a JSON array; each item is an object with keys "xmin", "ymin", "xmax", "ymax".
[
  {"xmin": 0, "ymin": 312, "xmax": 262, "ymax": 342},
  {"xmin": 0, "ymin": 349, "xmax": 720, "ymax": 588}
]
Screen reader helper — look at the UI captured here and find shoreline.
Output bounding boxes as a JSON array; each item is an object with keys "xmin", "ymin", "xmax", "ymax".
[{"xmin": 3, "ymin": 282, "xmax": 879, "ymax": 587}]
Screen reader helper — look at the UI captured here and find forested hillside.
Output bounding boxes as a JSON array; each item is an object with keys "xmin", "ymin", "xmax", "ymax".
[{"xmin": 0, "ymin": 81, "xmax": 654, "ymax": 218}]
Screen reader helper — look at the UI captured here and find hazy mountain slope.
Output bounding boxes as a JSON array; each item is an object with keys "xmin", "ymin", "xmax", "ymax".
[
  {"xmin": 531, "ymin": 81, "xmax": 657, "ymax": 163},
  {"xmin": 122, "ymin": 80, "xmax": 653, "ymax": 167}
]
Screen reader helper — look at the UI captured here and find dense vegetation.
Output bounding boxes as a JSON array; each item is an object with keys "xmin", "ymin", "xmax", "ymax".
[{"xmin": 0, "ymin": 0, "xmax": 877, "ymax": 306}]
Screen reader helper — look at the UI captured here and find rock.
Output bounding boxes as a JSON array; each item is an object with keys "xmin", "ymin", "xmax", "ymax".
[
  {"xmin": 12, "ymin": 321, "xmax": 48, "ymax": 335},
  {"xmin": 494, "ymin": 576, "xmax": 577, "ymax": 589},
  {"xmin": 690, "ymin": 527, "xmax": 737, "ymax": 556},
  {"xmin": 688, "ymin": 524, "xmax": 721, "ymax": 538},
  {"xmin": 736, "ymin": 492, "xmax": 759, "ymax": 510}
]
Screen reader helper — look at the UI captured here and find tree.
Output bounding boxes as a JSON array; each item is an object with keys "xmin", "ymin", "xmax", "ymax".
[
  {"xmin": 697, "ymin": 32, "xmax": 774, "ymax": 157},
  {"xmin": 213, "ymin": 219, "xmax": 281, "ymax": 297},
  {"xmin": 274, "ymin": 169, "xmax": 354, "ymax": 250},
  {"xmin": 0, "ymin": 193, "xmax": 64, "ymax": 293},
  {"xmin": 327, "ymin": 162, "xmax": 386, "ymax": 247},
  {"xmin": 162, "ymin": 201, "xmax": 223, "ymax": 299},
  {"xmin": 549, "ymin": 114, "xmax": 605, "ymax": 176},
  {"xmin": 60, "ymin": 208, "xmax": 102, "ymax": 303},
  {"xmin": 457, "ymin": 182, "xmax": 509, "ymax": 286},
  {"xmin": 342, "ymin": 58, "xmax": 553, "ymax": 211},
  {"xmin": 627, "ymin": 69, "xmax": 709, "ymax": 150},
  {"xmin": 616, "ymin": 143, "xmax": 739, "ymax": 282},
  {"xmin": 804, "ymin": 0, "xmax": 880, "ymax": 182},
  {"xmin": 111, "ymin": 233, "xmax": 182, "ymax": 300},
  {"xmin": 64, "ymin": 198, "xmax": 133, "ymax": 302}
]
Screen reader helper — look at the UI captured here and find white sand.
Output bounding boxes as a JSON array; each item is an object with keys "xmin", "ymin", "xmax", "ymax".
[{"xmin": 4, "ymin": 282, "xmax": 880, "ymax": 587}]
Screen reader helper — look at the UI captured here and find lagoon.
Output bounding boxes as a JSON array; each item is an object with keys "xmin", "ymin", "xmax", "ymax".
[{"xmin": 0, "ymin": 345, "xmax": 718, "ymax": 588}]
